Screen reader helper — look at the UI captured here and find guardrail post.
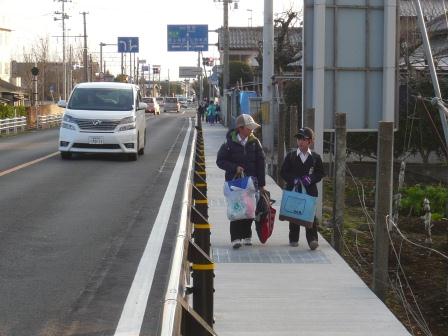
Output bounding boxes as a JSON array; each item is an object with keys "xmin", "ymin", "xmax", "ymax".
[
  {"xmin": 191, "ymin": 204, "xmax": 211, "ymax": 256},
  {"xmin": 188, "ymin": 240, "xmax": 214, "ymax": 335}
]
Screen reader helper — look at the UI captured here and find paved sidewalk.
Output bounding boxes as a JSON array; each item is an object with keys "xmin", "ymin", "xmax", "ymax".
[{"xmin": 203, "ymin": 123, "xmax": 410, "ymax": 336}]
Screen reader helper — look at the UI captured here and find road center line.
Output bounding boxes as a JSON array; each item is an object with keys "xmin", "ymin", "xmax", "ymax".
[
  {"xmin": 114, "ymin": 118, "xmax": 192, "ymax": 336},
  {"xmin": 0, "ymin": 152, "xmax": 59, "ymax": 177}
]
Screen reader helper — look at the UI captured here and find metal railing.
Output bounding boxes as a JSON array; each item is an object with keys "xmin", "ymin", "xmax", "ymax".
[
  {"xmin": 37, "ymin": 114, "xmax": 62, "ymax": 128},
  {"xmin": 160, "ymin": 115, "xmax": 217, "ymax": 336},
  {"xmin": 0, "ymin": 116, "xmax": 27, "ymax": 135}
]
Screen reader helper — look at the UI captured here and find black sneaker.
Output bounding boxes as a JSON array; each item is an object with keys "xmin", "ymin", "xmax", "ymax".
[{"xmin": 309, "ymin": 240, "xmax": 319, "ymax": 250}]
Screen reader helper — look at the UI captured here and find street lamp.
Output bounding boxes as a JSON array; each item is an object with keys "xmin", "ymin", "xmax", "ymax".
[{"xmin": 99, "ymin": 42, "xmax": 117, "ymax": 74}]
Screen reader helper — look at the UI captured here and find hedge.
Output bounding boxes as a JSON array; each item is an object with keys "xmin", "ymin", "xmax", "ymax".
[{"xmin": 0, "ymin": 105, "xmax": 27, "ymax": 119}]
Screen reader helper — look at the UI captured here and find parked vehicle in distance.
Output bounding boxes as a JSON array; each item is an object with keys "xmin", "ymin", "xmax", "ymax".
[
  {"xmin": 177, "ymin": 96, "xmax": 188, "ymax": 108},
  {"xmin": 58, "ymin": 82, "xmax": 147, "ymax": 161},
  {"xmin": 156, "ymin": 96, "xmax": 164, "ymax": 108},
  {"xmin": 164, "ymin": 97, "xmax": 180, "ymax": 113},
  {"xmin": 142, "ymin": 97, "xmax": 160, "ymax": 115}
]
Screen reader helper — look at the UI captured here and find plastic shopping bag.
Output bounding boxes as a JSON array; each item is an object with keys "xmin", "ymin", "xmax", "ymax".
[{"xmin": 224, "ymin": 176, "xmax": 257, "ymax": 221}]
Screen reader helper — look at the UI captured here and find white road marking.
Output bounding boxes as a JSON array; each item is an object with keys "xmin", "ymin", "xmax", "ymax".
[
  {"xmin": 0, "ymin": 152, "xmax": 59, "ymax": 177},
  {"xmin": 113, "ymin": 118, "xmax": 192, "ymax": 336}
]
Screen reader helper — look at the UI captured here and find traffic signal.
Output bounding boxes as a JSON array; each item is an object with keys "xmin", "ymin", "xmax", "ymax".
[
  {"xmin": 31, "ymin": 66, "xmax": 39, "ymax": 76},
  {"xmin": 202, "ymin": 57, "xmax": 214, "ymax": 66}
]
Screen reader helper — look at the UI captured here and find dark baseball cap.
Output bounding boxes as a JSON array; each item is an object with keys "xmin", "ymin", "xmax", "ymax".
[{"xmin": 294, "ymin": 127, "xmax": 314, "ymax": 140}]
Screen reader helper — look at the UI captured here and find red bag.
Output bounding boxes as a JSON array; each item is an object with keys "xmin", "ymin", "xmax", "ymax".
[{"xmin": 255, "ymin": 190, "xmax": 276, "ymax": 244}]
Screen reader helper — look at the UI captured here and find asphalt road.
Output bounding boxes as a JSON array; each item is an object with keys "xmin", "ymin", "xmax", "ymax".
[{"xmin": 0, "ymin": 109, "xmax": 196, "ymax": 336}]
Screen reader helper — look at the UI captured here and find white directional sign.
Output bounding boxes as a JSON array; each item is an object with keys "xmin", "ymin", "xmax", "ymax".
[{"xmin": 179, "ymin": 66, "xmax": 202, "ymax": 78}]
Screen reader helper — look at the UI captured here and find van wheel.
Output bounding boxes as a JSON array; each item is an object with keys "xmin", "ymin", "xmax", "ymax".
[{"xmin": 60, "ymin": 151, "xmax": 71, "ymax": 160}]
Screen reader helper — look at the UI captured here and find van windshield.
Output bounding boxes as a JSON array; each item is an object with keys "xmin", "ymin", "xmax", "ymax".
[
  {"xmin": 165, "ymin": 98, "xmax": 177, "ymax": 103},
  {"xmin": 68, "ymin": 88, "xmax": 134, "ymax": 111}
]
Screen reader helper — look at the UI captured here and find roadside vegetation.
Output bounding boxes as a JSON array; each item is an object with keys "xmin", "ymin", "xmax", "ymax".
[{"xmin": 321, "ymin": 177, "xmax": 448, "ymax": 336}]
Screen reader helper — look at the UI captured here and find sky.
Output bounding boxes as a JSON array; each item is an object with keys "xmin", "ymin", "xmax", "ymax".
[{"xmin": 1, "ymin": 0, "xmax": 301, "ymax": 80}]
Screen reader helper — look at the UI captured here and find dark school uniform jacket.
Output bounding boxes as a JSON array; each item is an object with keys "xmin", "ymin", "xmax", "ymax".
[
  {"xmin": 280, "ymin": 150, "xmax": 325, "ymax": 197},
  {"xmin": 216, "ymin": 129, "xmax": 266, "ymax": 187}
]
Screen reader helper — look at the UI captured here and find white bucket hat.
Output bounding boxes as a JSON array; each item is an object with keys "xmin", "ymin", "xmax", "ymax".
[{"xmin": 235, "ymin": 114, "xmax": 260, "ymax": 130}]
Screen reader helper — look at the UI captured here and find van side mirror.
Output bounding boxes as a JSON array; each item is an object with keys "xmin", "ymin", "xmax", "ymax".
[{"xmin": 57, "ymin": 100, "xmax": 67, "ymax": 108}]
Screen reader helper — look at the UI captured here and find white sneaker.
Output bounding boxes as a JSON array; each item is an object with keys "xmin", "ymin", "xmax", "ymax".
[
  {"xmin": 232, "ymin": 239, "xmax": 242, "ymax": 249},
  {"xmin": 243, "ymin": 238, "xmax": 252, "ymax": 246}
]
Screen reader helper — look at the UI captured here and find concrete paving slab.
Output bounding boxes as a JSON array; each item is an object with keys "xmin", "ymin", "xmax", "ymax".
[{"xmin": 202, "ymin": 123, "xmax": 410, "ymax": 336}]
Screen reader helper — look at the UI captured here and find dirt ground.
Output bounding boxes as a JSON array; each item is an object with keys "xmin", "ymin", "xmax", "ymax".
[{"xmin": 320, "ymin": 178, "xmax": 448, "ymax": 336}]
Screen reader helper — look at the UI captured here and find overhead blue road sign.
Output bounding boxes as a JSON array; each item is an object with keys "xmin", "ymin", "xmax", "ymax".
[
  {"xmin": 167, "ymin": 25, "xmax": 208, "ymax": 52},
  {"xmin": 117, "ymin": 37, "xmax": 139, "ymax": 53}
]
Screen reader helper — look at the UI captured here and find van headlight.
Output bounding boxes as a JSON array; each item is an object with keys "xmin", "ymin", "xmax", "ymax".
[
  {"xmin": 61, "ymin": 114, "xmax": 76, "ymax": 130},
  {"xmin": 118, "ymin": 116, "xmax": 136, "ymax": 131},
  {"xmin": 61, "ymin": 122, "xmax": 76, "ymax": 130},
  {"xmin": 63, "ymin": 114, "xmax": 76, "ymax": 123}
]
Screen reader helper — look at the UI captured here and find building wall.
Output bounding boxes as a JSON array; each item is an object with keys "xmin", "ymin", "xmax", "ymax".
[{"xmin": 0, "ymin": 16, "xmax": 12, "ymax": 82}]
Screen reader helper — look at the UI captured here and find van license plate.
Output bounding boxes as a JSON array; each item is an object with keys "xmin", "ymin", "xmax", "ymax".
[{"xmin": 88, "ymin": 136, "xmax": 104, "ymax": 145}]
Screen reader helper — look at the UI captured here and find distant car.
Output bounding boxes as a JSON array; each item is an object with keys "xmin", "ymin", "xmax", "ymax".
[
  {"xmin": 177, "ymin": 96, "xmax": 188, "ymax": 108},
  {"xmin": 58, "ymin": 82, "xmax": 147, "ymax": 161},
  {"xmin": 142, "ymin": 97, "xmax": 160, "ymax": 115},
  {"xmin": 164, "ymin": 97, "xmax": 180, "ymax": 113},
  {"xmin": 156, "ymin": 97, "xmax": 164, "ymax": 108}
]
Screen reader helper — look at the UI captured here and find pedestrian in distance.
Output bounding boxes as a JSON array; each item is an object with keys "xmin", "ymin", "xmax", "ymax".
[
  {"xmin": 215, "ymin": 103, "xmax": 221, "ymax": 123},
  {"xmin": 217, "ymin": 114, "xmax": 266, "ymax": 249},
  {"xmin": 197, "ymin": 102, "xmax": 206, "ymax": 122},
  {"xmin": 207, "ymin": 100, "xmax": 217, "ymax": 125},
  {"xmin": 279, "ymin": 127, "xmax": 325, "ymax": 250}
]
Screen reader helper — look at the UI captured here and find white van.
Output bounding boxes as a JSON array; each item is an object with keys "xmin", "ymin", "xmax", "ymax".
[
  {"xmin": 58, "ymin": 82, "xmax": 147, "ymax": 161},
  {"xmin": 163, "ymin": 97, "xmax": 180, "ymax": 113}
]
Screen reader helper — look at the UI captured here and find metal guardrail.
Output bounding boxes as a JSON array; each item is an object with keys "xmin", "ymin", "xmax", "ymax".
[
  {"xmin": 0, "ymin": 116, "xmax": 27, "ymax": 135},
  {"xmin": 160, "ymin": 115, "xmax": 217, "ymax": 336},
  {"xmin": 37, "ymin": 114, "xmax": 62, "ymax": 128}
]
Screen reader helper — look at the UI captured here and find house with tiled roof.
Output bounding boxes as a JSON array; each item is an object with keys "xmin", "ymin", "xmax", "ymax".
[
  {"xmin": 216, "ymin": 26, "xmax": 302, "ymax": 68},
  {"xmin": 0, "ymin": 78, "xmax": 26, "ymax": 105}
]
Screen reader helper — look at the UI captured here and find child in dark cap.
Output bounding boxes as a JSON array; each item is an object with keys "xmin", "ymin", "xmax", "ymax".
[{"xmin": 280, "ymin": 127, "xmax": 325, "ymax": 250}]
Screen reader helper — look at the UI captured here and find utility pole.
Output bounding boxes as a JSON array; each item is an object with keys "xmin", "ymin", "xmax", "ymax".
[
  {"xmin": 168, "ymin": 69, "xmax": 171, "ymax": 96},
  {"xmin": 89, "ymin": 54, "xmax": 93, "ymax": 81},
  {"xmin": 223, "ymin": 0, "xmax": 230, "ymax": 126},
  {"xmin": 262, "ymin": 0, "xmax": 274, "ymax": 172},
  {"xmin": 69, "ymin": 45, "xmax": 73, "ymax": 93},
  {"xmin": 80, "ymin": 11, "xmax": 89, "ymax": 82},
  {"xmin": 54, "ymin": 0, "xmax": 70, "ymax": 100}
]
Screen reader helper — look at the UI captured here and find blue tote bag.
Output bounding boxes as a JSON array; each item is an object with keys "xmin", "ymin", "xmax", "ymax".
[{"xmin": 279, "ymin": 184, "xmax": 316, "ymax": 228}]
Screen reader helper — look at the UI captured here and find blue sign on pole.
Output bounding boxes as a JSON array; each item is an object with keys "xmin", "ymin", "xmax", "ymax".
[
  {"xmin": 117, "ymin": 37, "xmax": 139, "ymax": 53},
  {"xmin": 167, "ymin": 25, "xmax": 208, "ymax": 52}
]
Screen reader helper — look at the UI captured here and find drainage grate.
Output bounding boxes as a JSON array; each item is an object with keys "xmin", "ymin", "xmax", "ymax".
[{"xmin": 212, "ymin": 247, "xmax": 330, "ymax": 264}]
